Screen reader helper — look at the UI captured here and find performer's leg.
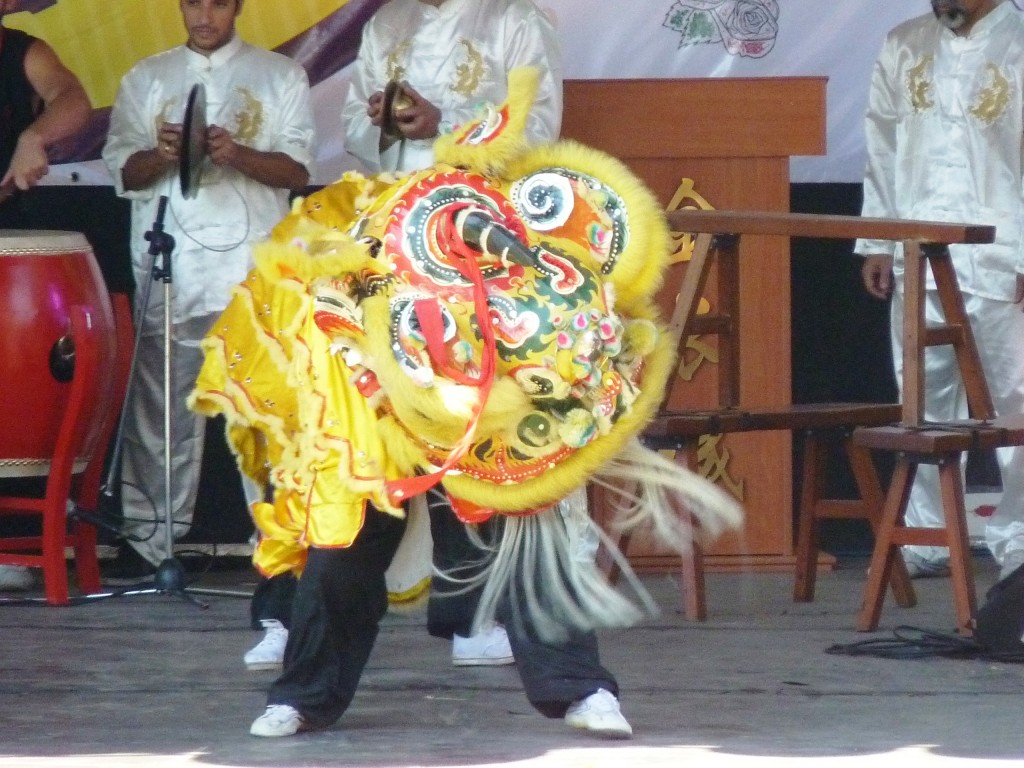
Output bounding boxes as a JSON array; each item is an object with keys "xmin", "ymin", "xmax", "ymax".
[
  {"xmin": 426, "ymin": 491, "xmax": 628, "ymax": 735},
  {"xmin": 425, "ymin": 489, "xmax": 493, "ymax": 639},
  {"xmin": 500, "ymin": 490, "xmax": 631, "ymax": 737},
  {"xmin": 966, "ymin": 294, "xmax": 1024, "ymax": 577},
  {"xmin": 242, "ymin": 480, "xmax": 295, "ymax": 669},
  {"xmin": 503, "ymin": 619, "xmax": 617, "ymax": 718},
  {"xmin": 425, "ymin": 491, "xmax": 514, "ymax": 666},
  {"xmin": 249, "ymin": 572, "xmax": 297, "ymax": 630},
  {"xmin": 497, "ymin": 495, "xmax": 621, "ymax": 722},
  {"xmin": 501, "ymin": 581, "xmax": 631, "ymax": 738},
  {"xmin": 259, "ymin": 508, "xmax": 407, "ymax": 731},
  {"xmin": 243, "ymin": 572, "xmax": 297, "ymax": 671}
]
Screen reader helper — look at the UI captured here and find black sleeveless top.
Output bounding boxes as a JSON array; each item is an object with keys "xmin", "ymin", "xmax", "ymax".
[{"xmin": 0, "ymin": 27, "xmax": 41, "ymax": 182}]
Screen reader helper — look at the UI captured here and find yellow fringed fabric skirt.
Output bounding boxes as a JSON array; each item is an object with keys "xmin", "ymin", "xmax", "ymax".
[
  {"xmin": 190, "ymin": 263, "xmax": 403, "ymax": 578},
  {"xmin": 189, "ymin": 174, "xmax": 433, "ymax": 605}
]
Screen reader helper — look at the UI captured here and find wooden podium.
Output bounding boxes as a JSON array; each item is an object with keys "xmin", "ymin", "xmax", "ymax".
[{"xmin": 561, "ymin": 78, "xmax": 827, "ymax": 570}]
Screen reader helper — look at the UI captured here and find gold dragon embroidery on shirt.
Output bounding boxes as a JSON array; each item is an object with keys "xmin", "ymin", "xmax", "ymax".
[
  {"xmin": 451, "ymin": 39, "xmax": 486, "ymax": 97},
  {"xmin": 907, "ymin": 55, "xmax": 934, "ymax": 112},
  {"xmin": 385, "ymin": 40, "xmax": 412, "ymax": 84},
  {"xmin": 970, "ymin": 63, "xmax": 1010, "ymax": 124},
  {"xmin": 233, "ymin": 87, "xmax": 264, "ymax": 145}
]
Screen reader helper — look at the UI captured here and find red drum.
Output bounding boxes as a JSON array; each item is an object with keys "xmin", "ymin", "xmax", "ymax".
[{"xmin": 0, "ymin": 230, "xmax": 117, "ymax": 477}]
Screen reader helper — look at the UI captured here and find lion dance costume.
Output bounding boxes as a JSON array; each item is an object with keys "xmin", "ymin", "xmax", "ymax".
[{"xmin": 189, "ymin": 68, "xmax": 741, "ymax": 638}]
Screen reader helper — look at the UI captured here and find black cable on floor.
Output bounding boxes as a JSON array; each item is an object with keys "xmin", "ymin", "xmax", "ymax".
[{"xmin": 825, "ymin": 625, "xmax": 1024, "ymax": 663}]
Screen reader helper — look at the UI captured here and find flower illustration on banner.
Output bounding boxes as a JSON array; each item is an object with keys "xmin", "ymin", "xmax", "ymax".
[{"xmin": 664, "ymin": 0, "xmax": 780, "ymax": 58}]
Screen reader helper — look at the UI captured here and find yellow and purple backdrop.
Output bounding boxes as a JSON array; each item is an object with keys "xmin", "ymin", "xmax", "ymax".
[
  {"xmin": 6, "ymin": 0, "xmax": 948, "ymax": 185},
  {"xmin": 5, "ymin": 0, "xmax": 382, "ymax": 183}
]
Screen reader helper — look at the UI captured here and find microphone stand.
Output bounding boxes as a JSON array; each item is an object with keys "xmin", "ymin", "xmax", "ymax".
[
  {"xmin": 105, "ymin": 195, "xmax": 204, "ymax": 607},
  {"xmin": 64, "ymin": 89, "xmax": 254, "ymax": 606},
  {"xmin": 64, "ymin": 194, "xmax": 252, "ymax": 605},
  {"xmin": 146, "ymin": 197, "xmax": 204, "ymax": 603},
  {"xmin": 111, "ymin": 196, "xmax": 250, "ymax": 603},
  {"xmin": 86, "ymin": 196, "xmax": 246, "ymax": 605}
]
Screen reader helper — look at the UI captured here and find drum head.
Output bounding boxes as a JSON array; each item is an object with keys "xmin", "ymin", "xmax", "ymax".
[
  {"xmin": 0, "ymin": 230, "xmax": 91, "ymax": 256},
  {"xmin": 180, "ymin": 83, "xmax": 207, "ymax": 200}
]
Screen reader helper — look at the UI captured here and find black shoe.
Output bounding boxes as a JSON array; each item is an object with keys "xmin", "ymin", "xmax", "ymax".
[{"xmin": 100, "ymin": 546, "xmax": 156, "ymax": 585}]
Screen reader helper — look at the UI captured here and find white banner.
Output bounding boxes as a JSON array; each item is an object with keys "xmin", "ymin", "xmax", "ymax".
[
  {"xmin": 541, "ymin": 0, "xmax": 931, "ymax": 183},
  {"xmin": 311, "ymin": 0, "xmax": 930, "ymax": 184}
]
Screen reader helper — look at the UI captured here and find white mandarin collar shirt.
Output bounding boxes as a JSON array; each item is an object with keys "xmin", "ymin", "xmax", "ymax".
[
  {"xmin": 342, "ymin": 0, "xmax": 562, "ymax": 174},
  {"xmin": 855, "ymin": 2, "xmax": 1024, "ymax": 300},
  {"xmin": 103, "ymin": 35, "xmax": 314, "ymax": 322}
]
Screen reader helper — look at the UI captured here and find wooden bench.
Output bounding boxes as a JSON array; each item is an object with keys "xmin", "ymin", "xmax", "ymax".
[
  {"xmin": 601, "ymin": 210, "xmax": 995, "ymax": 623},
  {"xmin": 627, "ymin": 401, "xmax": 907, "ymax": 620}
]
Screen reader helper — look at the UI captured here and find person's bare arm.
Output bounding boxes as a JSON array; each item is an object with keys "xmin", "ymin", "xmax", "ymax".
[
  {"xmin": 1, "ymin": 38, "xmax": 90, "ymax": 190},
  {"xmin": 206, "ymin": 125, "xmax": 309, "ymax": 192}
]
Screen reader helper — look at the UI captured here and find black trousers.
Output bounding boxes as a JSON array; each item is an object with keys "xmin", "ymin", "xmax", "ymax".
[
  {"xmin": 426, "ymin": 491, "xmax": 619, "ymax": 719},
  {"xmin": 265, "ymin": 507, "xmax": 407, "ymax": 728},
  {"xmin": 250, "ymin": 572, "xmax": 297, "ymax": 630}
]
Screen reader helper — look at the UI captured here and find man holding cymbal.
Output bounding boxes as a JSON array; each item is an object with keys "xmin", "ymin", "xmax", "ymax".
[{"xmin": 101, "ymin": 0, "xmax": 314, "ymax": 576}]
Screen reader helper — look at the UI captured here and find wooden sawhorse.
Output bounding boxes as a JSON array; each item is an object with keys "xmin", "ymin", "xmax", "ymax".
[
  {"xmin": 616, "ymin": 210, "xmax": 995, "ymax": 622},
  {"xmin": 852, "ymin": 234, "xmax": 1024, "ymax": 633},
  {"xmin": 854, "ymin": 419, "xmax": 1024, "ymax": 632}
]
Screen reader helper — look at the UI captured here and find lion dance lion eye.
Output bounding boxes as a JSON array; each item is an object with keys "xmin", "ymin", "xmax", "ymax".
[
  {"xmin": 517, "ymin": 413, "xmax": 555, "ymax": 448},
  {"xmin": 397, "ymin": 298, "xmax": 457, "ymax": 344},
  {"xmin": 512, "ymin": 172, "xmax": 574, "ymax": 232}
]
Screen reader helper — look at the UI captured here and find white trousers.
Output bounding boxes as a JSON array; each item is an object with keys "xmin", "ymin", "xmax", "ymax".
[
  {"xmin": 120, "ymin": 310, "xmax": 261, "ymax": 564},
  {"xmin": 889, "ymin": 287, "xmax": 1024, "ymax": 568}
]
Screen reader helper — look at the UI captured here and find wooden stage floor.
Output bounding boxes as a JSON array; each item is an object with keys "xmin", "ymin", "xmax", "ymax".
[{"xmin": 0, "ymin": 554, "xmax": 1021, "ymax": 768}]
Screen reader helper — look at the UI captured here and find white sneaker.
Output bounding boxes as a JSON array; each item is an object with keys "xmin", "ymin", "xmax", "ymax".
[
  {"xmin": 903, "ymin": 549, "xmax": 950, "ymax": 579},
  {"xmin": 564, "ymin": 688, "xmax": 633, "ymax": 739},
  {"xmin": 452, "ymin": 624, "xmax": 515, "ymax": 666},
  {"xmin": 0, "ymin": 565, "xmax": 34, "ymax": 591},
  {"xmin": 244, "ymin": 620, "xmax": 288, "ymax": 671},
  {"xmin": 999, "ymin": 551, "xmax": 1024, "ymax": 582},
  {"xmin": 250, "ymin": 704, "xmax": 304, "ymax": 737}
]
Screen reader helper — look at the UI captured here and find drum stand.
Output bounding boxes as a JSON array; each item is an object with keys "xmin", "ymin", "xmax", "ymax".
[{"xmin": 93, "ymin": 196, "xmax": 249, "ymax": 606}]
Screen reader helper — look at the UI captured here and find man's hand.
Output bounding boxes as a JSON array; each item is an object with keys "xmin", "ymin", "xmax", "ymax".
[
  {"xmin": 207, "ymin": 124, "xmax": 239, "ymax": 167},
  {"xmin": 861, "ymin": 254, "xmax": 895, "ymax": 299},
  {"xmin": 202, "ymin": 125, "xmax": 309, "ymax": 191},
  {"xmin": 392, "ymin": 83, "xmax": 441, "ymax": 141},
  {"xmin": 157, "ymin": 122, "xmax": 183, "ymax": 165},
  {"xmin": 367, "ymin": 90, "xmax": 387, "ymax": 128},
  {"xmin": 120, "ymin": 121, "xmax": 180, "ymax": 192},
  {"xmin": 1, "ymin": 129, "xmax": 48, "ymax": 191}
]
